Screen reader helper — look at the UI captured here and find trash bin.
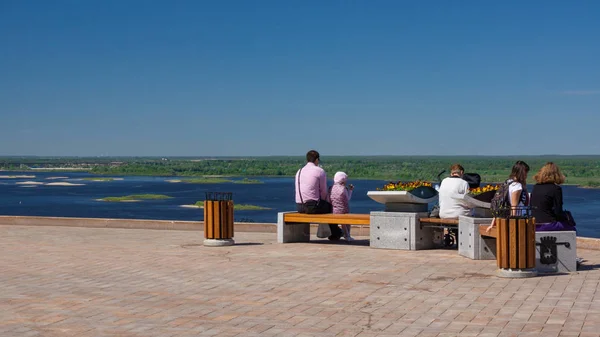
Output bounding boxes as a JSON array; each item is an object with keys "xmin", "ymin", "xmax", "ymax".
[
  {"xmin": 495, "ymin": 207, "xmax": 537, "ymax": 278},
  {"xmin": 203, "ymin": 192, "xmax": 234, "ymax": 247}
]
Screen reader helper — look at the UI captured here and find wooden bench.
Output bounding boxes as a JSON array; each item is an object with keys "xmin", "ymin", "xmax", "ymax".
[
  {"xmin": 277, "ymin": 212, "xmax": 369, "ymax": 243},
  {"xmin": 283, "ymin": 213, "xmax": 370, "ymax": 226},
  {"xmin": 419, "ymin": 218, "xmax": 459, "ymax": 226},
  {"xmin": 419, "ymin": 218, "xmax": 460, "ymax": 247},
  {"xmin": 479, "ymin": 224, "xmax": 497, "ymax": 238}
]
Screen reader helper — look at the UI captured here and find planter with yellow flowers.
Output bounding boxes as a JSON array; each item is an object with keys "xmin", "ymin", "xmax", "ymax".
[
  {"xmin": 367, "ymin": 180, "xmax": 438, "ymax": 211},
  {"xmin": 464, "ymin": 184, "xmax": 500, "ymax": 208},
  {"xmin": 462, "ymin": 184, "xmax": 500, "ymax": 217}
]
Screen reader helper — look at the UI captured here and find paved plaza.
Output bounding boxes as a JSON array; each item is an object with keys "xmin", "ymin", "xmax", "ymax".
[{"xmin": 1, "ymin": 225, "xmax": 600, "ymax": 337}]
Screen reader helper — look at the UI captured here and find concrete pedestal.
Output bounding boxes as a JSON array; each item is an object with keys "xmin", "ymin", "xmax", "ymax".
[
  {"xmin": 535, "ymin": 231, "xmax": 577, "ymax": 273},
  {"xmin": 370, "ymin": 211, "xmax": 431, "ymax": 250},
  {"xmin": 204, "ymin": 239, "xmax": 235, "ymax": 247},
  {"xmin": 458, "ymin": 216, "xmax": 495, "ymax": 260},
  {"xmin": 496, "ymin": 268, "xmax": 538, "ymax": 278},
  {"xmin": 277, "ymin": 212, "xmax": 310, "ymax": 243}
]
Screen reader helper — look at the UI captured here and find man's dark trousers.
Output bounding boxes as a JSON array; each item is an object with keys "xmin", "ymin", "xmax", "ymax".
[{"xmin": 296, "ymin": 200, "xmax": 343, "ymax": 240}]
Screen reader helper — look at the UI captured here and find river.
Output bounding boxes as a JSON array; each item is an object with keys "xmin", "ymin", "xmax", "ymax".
[{"xmin": 1, "ymin": 171, "xmax": 599, "ymax": 238}]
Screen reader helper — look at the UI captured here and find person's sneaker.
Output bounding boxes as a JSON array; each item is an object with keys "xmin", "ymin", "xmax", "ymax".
[
  {"xmin": 328, "ymin": 235, "xmax": 341, "ymax": 241},
  {"xmin": 344, "ymin": 236, "xmax": 355, "ymax": 242},
  {"xmin": 576, "ymin": 257, "xmax": 584, "ymax": 265}
]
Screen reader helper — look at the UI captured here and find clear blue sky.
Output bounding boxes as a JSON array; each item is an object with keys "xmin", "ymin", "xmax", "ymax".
[{"xmin": 1, "ymin": 0, "xmax": 599, "ymax": 156}]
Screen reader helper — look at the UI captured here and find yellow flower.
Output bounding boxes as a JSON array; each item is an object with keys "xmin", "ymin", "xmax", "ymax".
[
  {"xmin": 469, "ymin": 184, "xmax": 500, "ymax": 196},
  {"xmin": 378, "ymin": 180, "xmax": 433, "ymax": 192}
]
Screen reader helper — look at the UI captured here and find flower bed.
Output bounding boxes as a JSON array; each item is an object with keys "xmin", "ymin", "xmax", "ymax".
[
  {"xmin": 369, "ymin": 180, "xmax": 439, "ymax": 205},
  {"xmin": 379, "ymin": 180, "xmax": 433, "ymax": 192},
  {"xmin": 468, "ymin": 184, "xmax": 500, "ymax": 203},
  {"xmin": 378, "ymin": 180, "xmax": 438, "ymax": 199}
]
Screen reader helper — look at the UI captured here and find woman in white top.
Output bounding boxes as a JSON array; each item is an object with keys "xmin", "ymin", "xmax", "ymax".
[
  {"xmin": 485, "ymin": 160, "xmax": 531, "ymax": 233},
  {"xmin": 438, "ymin": 164, "xmax": 472, "ymax": 219},
  {"xmin": 507, "ymin": 160, "xmax": 530, "ymax": 216}
]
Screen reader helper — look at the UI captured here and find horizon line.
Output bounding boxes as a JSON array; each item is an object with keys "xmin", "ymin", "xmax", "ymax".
[{"xmin": 2, "ymin": 154, "xmax": 600, "ymax": 158}]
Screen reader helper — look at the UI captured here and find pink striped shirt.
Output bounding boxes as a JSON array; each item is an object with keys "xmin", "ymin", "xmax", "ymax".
[{"xmin": 295, "ymin": 162, "xmax": 328, "ymax": 203}]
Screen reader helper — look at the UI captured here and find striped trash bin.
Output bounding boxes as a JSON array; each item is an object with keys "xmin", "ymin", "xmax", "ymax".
[
  {"xmin": 495, "ymin": 207, "xmax": 537, "ymax": 278},
  {"xmin": 203, "ymin": 192, "xmax": 234, "ymax": 247}
]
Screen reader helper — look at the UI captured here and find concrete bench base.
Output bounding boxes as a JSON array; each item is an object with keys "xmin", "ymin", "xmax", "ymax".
[
  {"xmin": 536, "ymin": 231, "xmax": 577, "ymax": 273},
  {"xmin": 458, "ymin": 216, "xmax": 495, "ymax": 260},
  {"xmin": 277, "ymin": 212, "xmax": 310, "ymax": 243},
  {"xmin": 370, "ymin": 211, "xmax": 431, "ymax": 250},
  {"xmin": 458, "ymin": 216, "xmax": 577, "ymax": 273}
]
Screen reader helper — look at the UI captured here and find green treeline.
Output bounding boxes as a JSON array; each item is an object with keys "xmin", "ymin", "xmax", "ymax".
[
  {"xmin": 87, "ymin": 156, "xmax": 600, "ymax": 186},
  {"xmin": 2, "ymin": 156, "xmax": 600, "ymax": 187}
]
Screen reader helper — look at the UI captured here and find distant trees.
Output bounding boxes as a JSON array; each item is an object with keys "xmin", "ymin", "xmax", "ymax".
[{"xmin": 2, "ymin": 156, "xmax": 600, "ymax": 187}]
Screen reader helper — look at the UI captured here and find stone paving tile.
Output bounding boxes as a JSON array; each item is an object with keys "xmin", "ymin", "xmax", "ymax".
[{"xmin": 2, "ymin": 225, "xmax": 600, "ymax": 337}]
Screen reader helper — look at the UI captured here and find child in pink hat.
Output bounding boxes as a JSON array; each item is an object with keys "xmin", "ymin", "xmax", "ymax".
[{"xmin": 329, "ymin": 171, "xmax": 355, "ymax": 241}]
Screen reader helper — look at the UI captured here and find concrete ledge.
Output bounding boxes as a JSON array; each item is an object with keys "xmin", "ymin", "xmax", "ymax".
[
  {"xmin": 576, "ymin": 237, "xmax": 600, "ymax": 251},
  {"xmin": 0, "ymin": 215, "xmax": 272, "ymax": 232},
  {"xmin": 0, "ymin": 216, "xmax": 597, "ymax": 250}
]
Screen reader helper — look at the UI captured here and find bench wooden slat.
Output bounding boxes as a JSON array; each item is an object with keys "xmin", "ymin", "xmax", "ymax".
[
  {"xmin": 419, "ymin": 218, "xmax": 459, "ymax": 225},
  {"xmin": 283, "ymin": 213, "xmax": 370, "ymax": 226},
  {"xmin": 479, "ymin": 224, "xmax": 497, "ymax": 238}
]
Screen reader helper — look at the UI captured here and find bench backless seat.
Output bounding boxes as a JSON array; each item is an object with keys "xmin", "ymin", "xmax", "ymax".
[
  {"xmin": 278, "ymin": 212, "xmax": 369, "ymax": 243},
  {"xmin": 283, "ymin": 213, "xmax": 370, "ymax": 226}
]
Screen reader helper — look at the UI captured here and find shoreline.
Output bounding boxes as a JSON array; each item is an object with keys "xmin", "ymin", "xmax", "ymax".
[
  {"xmin": 1, "ymin": 169, "xmax": 600, "ymax": 188},
  {"xmin": 95, "ymin": 199, "xmax": 141, "ymax": 203},
  {"xmin": 578, "ymin": 185, "xmax": 600, "ymax": 189}
]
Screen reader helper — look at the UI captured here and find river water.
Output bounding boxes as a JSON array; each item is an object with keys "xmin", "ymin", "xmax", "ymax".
[{"xmin": 1, "ymin": 171, "xmax": 599, "ymax": 238}]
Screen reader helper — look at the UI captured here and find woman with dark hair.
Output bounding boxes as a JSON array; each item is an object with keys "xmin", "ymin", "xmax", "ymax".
[
  {"xmin": 486, "ymin": 160, "xmax": 530, "ymax": 233},
  {"xmin": 508, "ymin": 160, "xmax": 530, "ymax": 216},
  {"xmin": 530, "ymin": 162, "xmax": 575, "ymax": 231}
]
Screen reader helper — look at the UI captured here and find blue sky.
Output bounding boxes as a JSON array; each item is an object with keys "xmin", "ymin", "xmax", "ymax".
[{"xmin": 1, "ymin": 0, "xmax": 599, "ymax": 156}]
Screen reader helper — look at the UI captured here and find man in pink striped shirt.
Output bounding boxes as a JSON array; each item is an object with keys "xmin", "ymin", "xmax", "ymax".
[{"xmin": 295, "ymin": 150, "xmax": 343, "ymax": 240}]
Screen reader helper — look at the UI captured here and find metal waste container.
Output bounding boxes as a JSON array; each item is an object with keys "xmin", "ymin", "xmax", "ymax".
[
  {"xmin": 203, "ymin": 192, "xmax": 234, "ymax": 246},
  {"xmin": 495, "ymin": 207, "xmax": 537, "ymax": 278}
]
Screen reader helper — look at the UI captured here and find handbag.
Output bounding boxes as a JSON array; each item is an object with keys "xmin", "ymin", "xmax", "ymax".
[
  {"xmin": 316, "ymin": 224, "xmax": 332, "ymax": 238},
  {"xmin": 564, "ymin": 210, "xmax": 577, "ymax": 227},
  {"xmin": 429, "ymin": 204, "xmax": 440, "ymax": 218}
]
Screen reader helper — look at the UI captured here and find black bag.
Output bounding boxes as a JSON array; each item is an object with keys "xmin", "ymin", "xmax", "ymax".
[
  {"xmin": 564, "ymin": 210, "xmax": 577, "ymax": 227},
  {"xmin": 490, "ymin": 179, "xmax": 512, "ymax": 218},
  {"xmin": 429, "ymin": 204, "xmax": 440, "ymax": 218},
  {"xmin": 462, "ymin": 173, "xmax": 481, "ymax": 189}
]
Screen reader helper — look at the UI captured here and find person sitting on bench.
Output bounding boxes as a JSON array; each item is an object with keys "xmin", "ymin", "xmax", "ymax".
[
  {"xmin": 294, "ymin": 150, "xmax": 343, "ymax": 240},
  {"xmin": 530, "ymin": 162, "xmax": 576, "ymax": 232},
  {"xmin": 329, "ymin": 171, "xmax": 355, "ymax": 241},
  {"xmin": 438, "ymin": 164, "xmax": 473, "ymax": 219}
]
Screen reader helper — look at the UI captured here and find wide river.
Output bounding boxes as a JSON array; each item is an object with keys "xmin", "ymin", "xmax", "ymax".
[{"xmin": 1, "ymin": 171, "xmax": 599, "ymax": 238}]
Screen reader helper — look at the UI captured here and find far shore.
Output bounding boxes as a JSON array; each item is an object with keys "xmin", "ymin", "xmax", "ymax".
[
  {"xmin": 47, "ymin": 182, "xmax": 85, "ymax": 186},
  {"xmin": 95, "ymin": 199, "xmax": 141, "ymax": 202},
  {"xmin": 578, "ymin": 185, "xmax": 600, "ymax": 189},
  {"xmin": 182, "ymin": 203, "xmax": 271, "ymax": 210},
  {"xmin": 29, "ymin": 168, "xmax": 89, "ymax": 170}
]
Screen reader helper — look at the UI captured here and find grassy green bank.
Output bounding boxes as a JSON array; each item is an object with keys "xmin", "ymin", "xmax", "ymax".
[
  {"xmin": 99, "ymin": 194, "xmax": 172, "ymax": 202},
  {"xmin": 3, "ymin": 156, "xmax": 600, "ymax": 188},
  {"xmin": 193, "ymin": 201, "xmax": 270, "ymax": 210}
]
